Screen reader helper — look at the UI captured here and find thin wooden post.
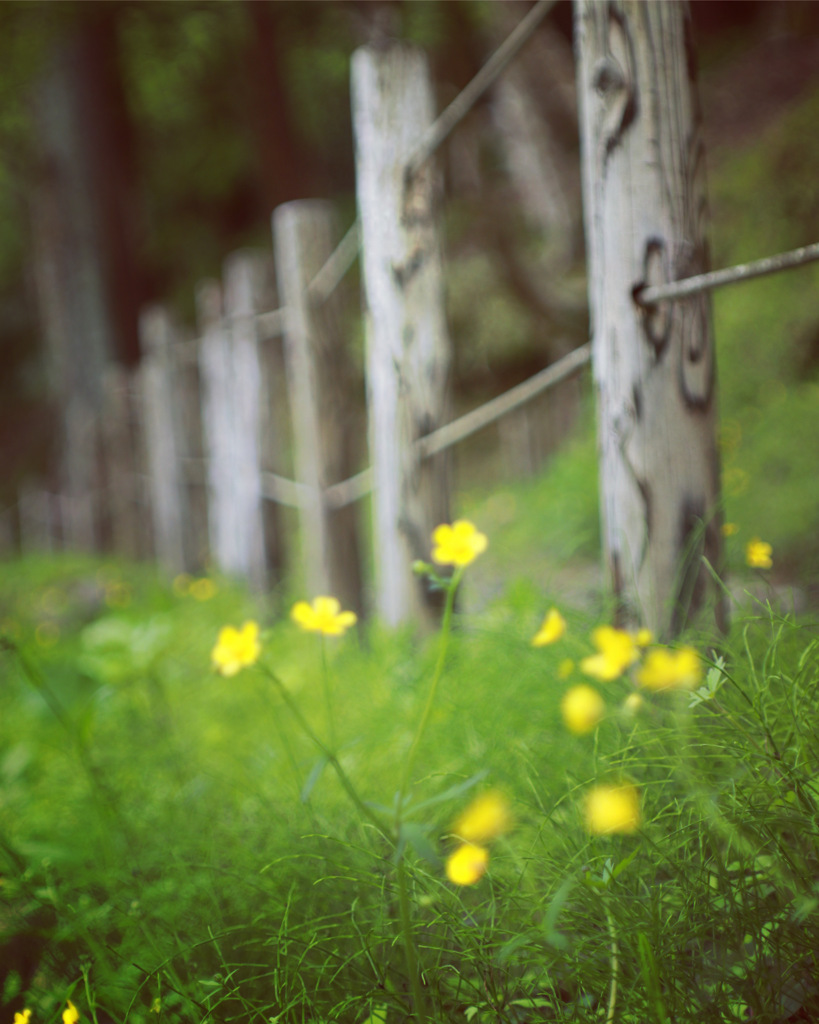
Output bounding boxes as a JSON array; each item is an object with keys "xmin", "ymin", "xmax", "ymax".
[
  {"xmin": 62, "ymin": 397, "xmax": 98, "ymax": 551},
  {"xmin": 351, "ymin": 43, "xmax": 452, "ymax": 628},
  {"xmin": 223, "ymin": 251, "xmax": 271, "ymax": 592},
  {"xmin": 138, "ymin": 305, "xmax": 188, "ymax": 575},
  {"xmin": 273, "ymin": 200, "xmax": 364, "ymax": 616},
  {"xmin": 100, "ymin": 365, "xmax": 140, "ymax": 559},
  {"xmin": 575, "ymin": 0, "xmax": 725, "ymax": 637},
  {"xmin": 197, "ymin": 256, "xmax": 269, "ymax": 591}
]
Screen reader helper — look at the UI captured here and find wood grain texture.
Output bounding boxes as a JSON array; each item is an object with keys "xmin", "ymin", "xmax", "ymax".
[
  {"xmin": 352, "ymin": 44, "xmax": 452, "ymax": 628},
  {"xmin": 576, "ymin": 0, "xmax": 725, "ymax": 636}
]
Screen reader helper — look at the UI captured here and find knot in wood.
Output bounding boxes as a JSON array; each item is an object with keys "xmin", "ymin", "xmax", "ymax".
[
  {"xmin": 634, "ymin": 237, "xmax": 671, "ymax": 356},
  {"xmin": 592, "ymin": 56, "xmax": 625, "ymax": 99}
]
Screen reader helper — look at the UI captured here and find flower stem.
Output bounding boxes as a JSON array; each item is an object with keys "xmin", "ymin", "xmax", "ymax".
[
  {"xmin": 397, "ymin": 855, "xmax": 427, "ymax": 1022},
  {"xmin": 320, "ymin": 637, "xmax": 337, "ymax": 752},
  {"xmin": 398, "ymin": 568, "xmax": 461, "ymax": 814},
  {"xmin": 605, "ymin": 904, "xmax": 618, "ymax": 1024},
  {"xmin": 260, "ymin": 664, "xmax": 389, "ymax": 835}
]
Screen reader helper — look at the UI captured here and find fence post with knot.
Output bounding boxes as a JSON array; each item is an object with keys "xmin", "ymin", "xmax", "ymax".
[
  {"xmin": 351, "ymin": 43, "xmax": 452, "ymax": 629},
  {"xmin": 273, "ymin": 200, "xmax": 365, "ymax": 617},
  {"xmin": 575, "ymin": 0, "xmax": 725, "ymax": 638}
]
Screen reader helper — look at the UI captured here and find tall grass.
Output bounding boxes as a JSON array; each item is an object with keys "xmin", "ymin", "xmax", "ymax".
[{"xmin": 1, "ymin": 538, "xmax": 818, "ymax": 1023}]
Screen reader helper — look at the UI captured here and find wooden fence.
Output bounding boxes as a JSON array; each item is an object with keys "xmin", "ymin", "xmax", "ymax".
[
  {"xmin": 5, "ymin": 0, "xmax": 591, "ymax": 627},
  {"xmin": 6, "ymin": 0, "xmax": 819, "ymax": 632}
]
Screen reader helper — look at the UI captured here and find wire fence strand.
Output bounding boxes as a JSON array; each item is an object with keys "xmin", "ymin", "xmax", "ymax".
[
  {"xmin": 404, "ymin": 0, "xmax": 558, "ymax": 179},
  {"xmin": 637, "ymin": 240, "xmax": 819, "ymax": 306}
]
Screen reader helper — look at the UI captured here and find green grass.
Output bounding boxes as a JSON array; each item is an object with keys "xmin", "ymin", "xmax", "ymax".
[{"xmin": 1, "ymin": 546, "xmax": 818, "ymax": 1023}]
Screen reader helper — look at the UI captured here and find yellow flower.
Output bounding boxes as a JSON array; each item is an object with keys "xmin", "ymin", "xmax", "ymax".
[
  {"xmin": 637, "ymin": 646, "xmax": 702, "ymax": 692},
  {"xmin": 584, "ymin": 783, "xmax": 641, "ymax": 835},
  {"xmin": 452, "ymin": 790, "xmax": 511, "ymax": 844},
  {"xmin": 580, "ymin": 626, "xmax": 639, "ymax": 682},
  {"xmin": 561, "ymin": 684, "xmax": 605, "ymax": 735},
  {"xmin": 190, "ymin": 577, "xmax": 218, "ymax": 601},
  {"xmin": 35, "ymin": 622, "xmax": 60, "ymax": 648},
  {"xmin": 531, "ymin": 608, "xmax": 566, "ymax": 647},
  {"xmin": 14, "ymin": 1011, "xmax": 32, "ymax": 1024},
  {"xmin": 431, "ymin": 520, "xmax": 488, "ymax": 568},
  {"xmin": 558, "ymin": 658, "xmax": 575, "ymax": 679},
  {"xmin": 105, "ymin": 582, "xmax": 131, "ymax": 608},
  {"xmin": 622, "ymin": 692, "xmax": 644, "ymax": 714},
  {"xmin": 211, "ymin": 621, "xmax": 262, "ymax": 676},
  {"xmin": 445, "ymin": 843, "xmax": 489, "ymax": 885},
  {"xmin": 63, "ymin": 1002, "xmax": 79, "ymax": 1024},
  {"xmin": 721, "ymin": 521, "xmax": 739, "ymax": 537},
  {"xmin": 172, "ymin": 573, "xmax": 192, "ymax": 596},
  {"xmin": 635, "ymin": 628, "xmax": 653, "ymax": 647},
  {"xmin": 746, "ymin": 537, "xmax": 772, "ymax": 569},
  {"xmin": 290, "ymin": 596, "xmax": 357, "ymax": 637}
]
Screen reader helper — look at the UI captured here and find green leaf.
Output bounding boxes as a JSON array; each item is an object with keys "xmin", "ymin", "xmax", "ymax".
[
  {"xmin": 396, "ymin": 822, "xmax": 441, "ymax": 868},
  {"xmin": 403, "ymin": 770, "xmax": 489, "ymax": 817},
  {"xmin": 301, "ymin": 755, "xmax": 329, "ymax": 803},
  {"xmin": 361, "ymin": 1004, "xmax": 388, "ymax": 1024}
]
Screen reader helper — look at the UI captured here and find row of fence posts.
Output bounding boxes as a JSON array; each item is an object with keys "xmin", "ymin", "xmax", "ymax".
[{"xmin": 8, "ymin": 40, "xmax": 582, "ymax": 628}]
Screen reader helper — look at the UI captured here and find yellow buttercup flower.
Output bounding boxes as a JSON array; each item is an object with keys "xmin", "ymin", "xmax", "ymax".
[
  {"xmin": 584, "ymin": 783, "xmax": 641, "ymax": 835},
  {"xmin": 452, "ymin": 790, "xmax": 511, "ymax": 844},
  {"xmin": 721, "ymin": 521, "xmax": 739, "ymax": 537},
  {"xmin": 558, "ymin": 658, "xmax": 575, "ymax": 679},
  {"xmin": 211, "ymin": 621, "xmax": 262, "ymax": 676},
  {"xmin": 172, "ymin": 573, "xmax": 192, "ymax": 596},
  {"xmin": 445, "ymin": 843, "xmax": 489, "ymax": 885},
  {"xmin": 637, "ymin": 646, "xmax": 702, "ymax": 692},
  {"xmin": 190, "ymin": 577, "xmax": 218, "ymax": 601},
  {"xmin": 290, "ymin": 596, "xmax": 357, "ymax": 637},
  {"xmin": 746, "ymin": 537, "xmax": 772, "ymax": 569},
  {"xmin": 561, "ymin": 684, "xmax": 605, "ymax": 735},
  {"xmin": 531, "ymin": 608, "xmax": 566, "ymax": 647},
  {"xmin": 580, "ymin": 626, "xmax": 640, "ymax": 682},
  {"xmin": 634, "ymin": 628, "xmax": 653, "ymax": 647},
  {"xmin": 14, "ymin": 1011, "xmax": 32, "ymax": 1024},
  {"xmin": 431, "ymin": 520, "xmax": 488, "ymax": 568},
  {"xmin": 622, "ymin": 692, "xmax": 644, "ymax": 714},
  {"xmin": 63, "ymin": 1002, "xmax": 80, "ymax": 1024}
]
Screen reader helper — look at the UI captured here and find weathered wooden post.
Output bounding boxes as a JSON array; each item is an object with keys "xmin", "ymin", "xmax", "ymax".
[
  {"xmin": 138, "ymin": 306, "xmax": 189, "ymax": 575},
  {"xmin": 62, "ymin": 398, "xmax": 99, "ymax": 551},
  {"xmin": 575, "ymin": 1, "xmax": 725, "ymax": 637},
  {"xmin": 351, "ymin": 44, "xmax": 452, "ymax": 628},
  {"xmin": 101, "ymin": 365, "xmax": 141, "ymax": 559},
  {"xmin": 273, "ymin": 201, "xmax": 365, "ymax": 616},
  {"xmin": 198, "ymin": 254, "xmax": 269, "ymax": 591}
]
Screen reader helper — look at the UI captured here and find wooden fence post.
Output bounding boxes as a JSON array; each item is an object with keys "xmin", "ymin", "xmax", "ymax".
[
  {"xmin": 101, "ymin": 365, "xmax": 141, "ymax": 560},
  {"xmin": 273, "ymin": 200, "xmax": 365, "ymax": 616},
  {"xmin": 198, "ymin": 255, "xmax": 269, "ymax": 592},
  {"xmin": 62, "ymin": 396, "xmax": 98, "ymax": 551},
  {"xmin": 138, "ymin": 305, "xmax": 188, "ymax": 575},
  {"xmin": 575, "ymin": 0, "xmax": 725, "ymax": 637},
  {"xmin": 351, "ymin": 43, "xmax": 452, "ymax": 628}
]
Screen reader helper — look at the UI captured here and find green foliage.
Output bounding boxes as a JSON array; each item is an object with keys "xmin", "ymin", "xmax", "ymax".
[
  {"xmin": 709, "ymin": 86, "xmax": 819, "ymax": 584},
  {"xmin": 2, "ymin": 538, "xmax": 818, "ymax": 1022}
]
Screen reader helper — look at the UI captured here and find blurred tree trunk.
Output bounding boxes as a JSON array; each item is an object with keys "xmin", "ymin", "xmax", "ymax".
[
  {"xmin": 576, "ymin": 0, "xmax": 726, "ymax": 638},
  {"xmin": 243, "ymin": 0, "xmax": 319, "ymax": 209},
  {"xmin": 29, "ymin": 8, "xmax": 144, "ymax": 544}
]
